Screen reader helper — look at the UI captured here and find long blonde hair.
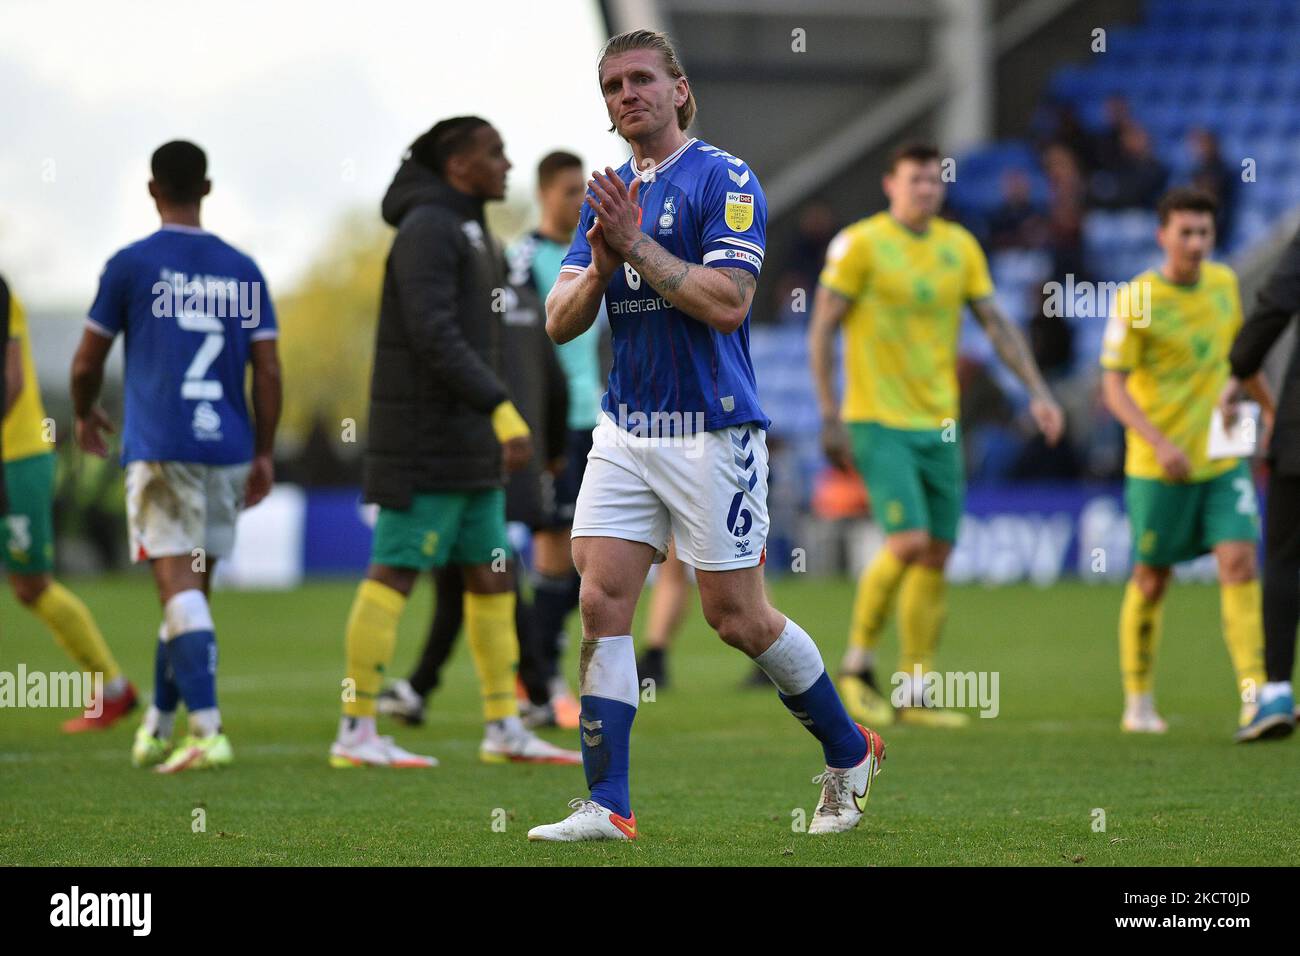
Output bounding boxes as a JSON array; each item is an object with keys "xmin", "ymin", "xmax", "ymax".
[{"xmin": 597, "ymin": 30, "xmax": 697, "ymax": 131}]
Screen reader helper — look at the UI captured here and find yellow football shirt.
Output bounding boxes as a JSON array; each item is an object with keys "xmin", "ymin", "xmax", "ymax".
[
  {"xmin": 819, "ymin": 212, "xmax": 994, "ymax": 429},
  {"xmin": 1099, "ymin": 262, "xmax": 1241, "ymax": 482},
  {"xmin": 3, "ymin": 289, "xmax": 51, "ymax": 462}
]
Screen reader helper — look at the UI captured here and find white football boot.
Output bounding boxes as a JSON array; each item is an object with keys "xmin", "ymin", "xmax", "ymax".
[
  {"xmin": 1121, "ymin": 693, "xmax": 1168, "ymax": 734},
  {"xmin": 479, "ymin": 718, "xmax": 581, "ymax": 765},
  {"xmin": 808, "ymin": 724, "xmax": 887, "ymax": 835},
  {"xmin": 330, "ymin": 728, "xmax": 438, "ymax": 768},
  {"xmin": 527, "ymin": 798, "xmax": 637, "ymax": 841}
]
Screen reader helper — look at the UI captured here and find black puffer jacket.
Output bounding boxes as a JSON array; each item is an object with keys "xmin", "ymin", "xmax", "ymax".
[
  {"xmin": 364, "ymin": 160, "xmax": 511, "ymax": 508},
  {"xmin": 1230, "ymin": 225, "xmax": 1300, "ymax": 476}
]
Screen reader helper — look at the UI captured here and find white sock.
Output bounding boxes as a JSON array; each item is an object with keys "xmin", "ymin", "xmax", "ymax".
[
  {"xmin": 339, "ymin": 715, "xmax": 376, "ymax": 744},
  {"xmin": 103, "ymin": 675, "xmax": 128, "ymax": 700},
  {"xmin": 578, "ymin": 635, "xmax": 640, "ymax": 707},
  {"xmin": 753, "ymin": 618, "xmax": 825, "ymax": 696},
  {"xmin": 190, "ymin": 707, "xmax": 221, "ymax": 738},
  {"xmin": 1261, "ymin": 681, "xmax": 1293, "ymax": 705},
  {"xmin": 841, "ymin": 646, "xmax": 876, "ymax": 676},
  {"xmin": 164, "ymin": 588, "xmax": 214, "ymax": 637},
  {"xmin": 1124, "ymin": 691, "xmax": 1157, "ymax": 714},
  {"xmin": 141, "ymin": 704, "xmax": 175, "ymax": 739},
  {"xmin": 487, "ymin": 715, "xmax": 525, "ymax": 739}
]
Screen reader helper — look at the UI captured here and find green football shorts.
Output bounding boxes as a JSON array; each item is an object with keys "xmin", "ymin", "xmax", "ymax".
[
  {"xmin": 3, "ymin": 452, "xmax": 57, "ymax": 574},
  {"xmin": 849, "ymin": 421, "xmax": 964, "ymax": 543},
  {"xmin": 1125, "ymin": 460, "xmax": 1260, "ymax": 567},
  {"xmin": 370, "ymin": 488, "xmax": 508, "ymax": 570}
]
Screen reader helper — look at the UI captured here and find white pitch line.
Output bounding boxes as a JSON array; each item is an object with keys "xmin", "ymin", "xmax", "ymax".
[{"xmin": 0, "ymin": 742, "xmax": 329, "ymax": 764}]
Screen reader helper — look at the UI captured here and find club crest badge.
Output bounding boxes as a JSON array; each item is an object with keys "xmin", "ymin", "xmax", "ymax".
[{"xmin": 658, "ymin": 195, "xmax": 676, "ymax": 232}]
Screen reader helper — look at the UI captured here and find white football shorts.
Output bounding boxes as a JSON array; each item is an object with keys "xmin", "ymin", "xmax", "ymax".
[
  {"xmin": 571, "ymin": 412, "xmax": 769, "ymax": 571},
  {"xmin": 124, "ymin": 460, "xmax": 251, "ymax": 563}
]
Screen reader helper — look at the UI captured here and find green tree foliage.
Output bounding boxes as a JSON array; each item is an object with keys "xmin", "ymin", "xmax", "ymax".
[{"xmin": 274, "ymin": 210, "xmax": 391, "ymax": 457}]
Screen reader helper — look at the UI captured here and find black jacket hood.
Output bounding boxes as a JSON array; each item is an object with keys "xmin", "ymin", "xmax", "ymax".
[{"xmin": 381, "ymin": 159, "xmax": 485, "ymax": 228}]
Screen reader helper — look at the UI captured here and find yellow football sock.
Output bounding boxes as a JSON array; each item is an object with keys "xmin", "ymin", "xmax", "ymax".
[
  {"xmin": 31, "ymin": 581, "xmax": 121, "ymax": 682},
  {"xmin": 1220, "ymin": 580, "xmax": 1266, "ymax": 702},
  {"xmin": 1119, "ymin": 580, "xmax": 1164, "ymax": 695},
  {"xmin": 898, "ymin": 565, "xmax": 947, "ymax": 678},
  {"xmin": 464, "ymin": 591, "xmax": 520, "ymax": 722},
  {"xmin": 848, "ymin": 548, "xmax": 909, "ymax": 656},
  {"xmin": 343, "ymin": 579, "xmax": 406, "ymax": 718}
]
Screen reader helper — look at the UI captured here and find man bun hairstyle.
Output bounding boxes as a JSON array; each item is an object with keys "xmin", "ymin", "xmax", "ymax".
[
  {"xmin": 597, "ymin": 30, "xmax": 697, "ymax": 132},
  {"xmin": 408, "ymin": 116, "xmax": 490, "ymax": 177}
]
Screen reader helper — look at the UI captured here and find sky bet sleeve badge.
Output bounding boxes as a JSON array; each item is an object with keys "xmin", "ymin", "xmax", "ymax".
[{"xmin": 725, "ymin": 192, "xmax": 753, "ymax": 231}]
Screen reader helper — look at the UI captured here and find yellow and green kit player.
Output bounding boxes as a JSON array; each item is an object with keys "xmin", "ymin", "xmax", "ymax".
[
  {"xmin": 1101, "ymin": 188, "xmax": 1270, "ymax": 739},
  {"xmin": 2, "ymin": 274, "xmax": 136, "ymax": 730},
  {"xmin": 809, "ymin": 143, "xmax": 1064, "ymax": 728}
]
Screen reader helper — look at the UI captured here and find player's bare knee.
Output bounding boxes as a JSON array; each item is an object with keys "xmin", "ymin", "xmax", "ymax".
[
  {"xmin": 888, "ymin": 530, "xmax": 929, "ymax": 564},
  {"xmin": 710, "ymin": 611, "xmax": 749, "ymax": 652},
  {"xmin": 696, "ymin": 596, "xmax": 751, "ymax": 654},
  {"xmin": 578, "ymin": 576, "xmax": 632, "ymax": 638},
  {"xmin": 366, "ymin": 564, "xmax": 416, "ymax": 597},
  {"xmin": 463, "ymin": 562, "xmax": 511, "ymax": 594},
  {"xmin": 532, "ymin": 530, "xmax": 573, "ymax": 577},
  {"xmin": 10, "ymin": 573, "xmax": 50, "ymax": 606},
  {"xmin": 1216, "ymin": 546, "xmax": 1256, "ymax": 585},
  {"xmin": 921, "ymin": 539, "xmax": 953, "ymax": 570},
  {"xmin": 1133, "ymin": 566, "xmax": 1169, "ymax": 602}
]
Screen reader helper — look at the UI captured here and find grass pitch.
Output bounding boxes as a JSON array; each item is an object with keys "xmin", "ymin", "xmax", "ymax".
[{"xmin": 1, "ymin": 574, "xmax": 1295, "ymax": 866}]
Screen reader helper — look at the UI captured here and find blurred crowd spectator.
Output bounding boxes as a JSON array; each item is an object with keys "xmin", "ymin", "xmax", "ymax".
[
  {"xmin": 945, "ymin": 96, "xmax": 1241, "ymax": 484},
  {"xmin": 753, "ymin": 93, "xmax": 1255, "ymax": 500}
]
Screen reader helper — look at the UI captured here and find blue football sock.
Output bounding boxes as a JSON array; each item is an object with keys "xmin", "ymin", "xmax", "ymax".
[
  {"xmin": 153, "ymin": 634, "xmax": 180, "ymax": 713},
  {"xmin": 577, "ymin": 634, "xmax": 639, "ymax": 818},
  {"xmin": 580, "ymin": 695, "xmax": 637, "ymax": 818},
  {"xmin": 165, "ymin": 629, "xmax": 218, "ymax": 712},
  {"xmin": 755, "ymin": 617, "xmax": 868, "ymax": 769},
  {"xmin": 779, "ymin": 672, "xmax": 867, "ymax": 769}
]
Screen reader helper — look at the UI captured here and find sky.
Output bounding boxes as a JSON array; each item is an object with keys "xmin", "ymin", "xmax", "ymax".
[{"xmin": 0, "ymin": 0, "xmax": 619, "ymax": 310}]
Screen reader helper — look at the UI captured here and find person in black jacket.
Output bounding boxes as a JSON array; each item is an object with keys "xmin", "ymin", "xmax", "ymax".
[
  {"xmin": 1221, "ymin": 225, "xmax": 1300, "ymax": 740},
  {"xmin": 378, "ymin": 239, "xmax": 571, "ymax": 728},
  {"xmin": 330, "ymin": 117, "xmax": 578, "ymax": 768}
]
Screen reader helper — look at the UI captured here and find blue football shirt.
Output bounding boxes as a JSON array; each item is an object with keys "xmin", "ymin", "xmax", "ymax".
[
  {"xmin": 87, "ymin": 224, "xmax": 277, "ymax": 465},
  {"xmin": 560, "ymin": 138, "xmax": 770, "ymax": 435}
]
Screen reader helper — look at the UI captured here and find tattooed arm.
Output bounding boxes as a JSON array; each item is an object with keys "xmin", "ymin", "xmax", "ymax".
[
  {"xmin": 585, "ymin": 167, "xmax": 756, "ymax": 334},
  {"xmin": 624, "ymin": 233, "xmax": 756, "ymax": 334},
  {"xmin": 969, "ymin": 295, "xmax": 1065, "ymax": 446}
]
